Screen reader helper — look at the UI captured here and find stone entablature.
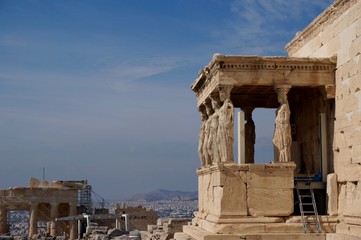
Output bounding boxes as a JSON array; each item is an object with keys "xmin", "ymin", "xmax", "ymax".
[
  {"xmin": 192, "ymin": 55, "xmax": 336, "ymax": 107},
  {"xmin": 0, "ymin": 188, "xmax": 78, "ymax": 209}
]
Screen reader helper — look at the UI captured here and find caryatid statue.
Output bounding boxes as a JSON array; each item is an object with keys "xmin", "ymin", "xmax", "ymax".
[
  {"xmin": 207, "ymin": 93, "xmax": 221, "ymax": 163},
  {"xmin": 273, "ymin": 86, "xmax": 292, "ymax": 162},
  {"xmin": 198, "ymin": 104, "xmax": 208, "ymax": 167},
  {"xmin": 203, "ymin": 99, "xmax": 214, "ymax": 166},
  {"xmin": 216, "ymin": 85, "xmax": 234, "ymax": 162}
]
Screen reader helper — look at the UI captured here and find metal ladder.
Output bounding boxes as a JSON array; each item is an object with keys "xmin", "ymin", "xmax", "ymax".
[{"xmin": 295, "ymin": 181, "xmax": 321, "ymax": 233}]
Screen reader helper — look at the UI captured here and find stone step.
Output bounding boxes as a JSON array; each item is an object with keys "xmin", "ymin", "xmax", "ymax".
[
  {"xmin": 183, "ymin": 225, "xmax": 328, "ymax": 240},
  {"xmin": 174, "ymin": 232, "xmax": 196, "ymax": 240}
]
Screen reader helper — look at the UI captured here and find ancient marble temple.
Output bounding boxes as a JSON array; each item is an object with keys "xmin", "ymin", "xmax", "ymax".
[
  {"xmin": 191, "ymin": 55, "xmax": 335, "ymax": 233},
  {"xmin": 176, "ymin": 0, "xmax": 361, "ymax": 239}
]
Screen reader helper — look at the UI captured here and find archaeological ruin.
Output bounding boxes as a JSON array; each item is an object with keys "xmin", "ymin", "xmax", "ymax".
[
  {"xmin": 176, "ymin": 0, "xmax": 361, "ymax": 239},
  {"xmin": 0, "ymin": 178, "xmax": 91, "ymax": 239}
]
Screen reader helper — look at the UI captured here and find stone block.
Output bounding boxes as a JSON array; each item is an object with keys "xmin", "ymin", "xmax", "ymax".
[
  {"xmin": 220, "ymin": 172, "xmax": 247, "ymax": 216},
  {"xmin": 173, "ymin": 232, "xmax": 194, "ymax": 240},
  {"xmin": 326, "ymin": 36, "xmax": 341, "ymax": 56},
  {"xmin": 216, "ymin": 216, "xmax": 284, "ymax": 224},
  {"xmin": 341, "ymin": 21, "xmax": 357, "ymax": 45},
  {"xmin": 210, "ymin": 170, "xmax": 224, "ymax": 187},
  {"xmin": 247, "ymin": 188, "xmax": 293, "ymax": 217},
  {"xmin": 332, "ymin": 14, "xmax": 350, "ymax": 38},
  {"xmin": 350, "ymin": 36, "xmax": 361, "ymax": 58},
  {"xmin": 321, "ymin": 25, "xmax": 336, "ymax": 44},
  {"xmin": 349, "ymin": 225, "xmax": 361, "ymax": 238},
  {"xmin": 198, "ymin": 174, "xmax": 204, "ymax": 213},
  {"xmin": 333, "ymin": 132, "xmax": 348, "ymax": 151},
  {"xmin": 352, "ymin": 144, "xmax": 361, "ymax": 164},
  {"xmin": 357, "ymin": 20, "xmax": 361, "ymax": 38},
  {"xmin": 310, "ymin": 45, "xmax": 328, "ymax": 58},
  {"xmin": 340, "ymin": 58, "xmax": 359, "ymax": 79},
  {"xmin": 250, "ymin": 234, "xmax": 326, "ymax": 240},
  {"xmin": 334, "ymin": 115, "xmax": 354, "ymax": 130},
  {"xmin": 345, "ymin": 216, "xmax": 361, "ymax": 226},
  {"xmin": 341, "ymin": 181, "xmax": 361, "ymax": 217},
  {"xmin": 336, "ymin": 164, "xmax": 361, "ymax": 182},
  {"xmin": 347, "ymin": 2, "xmax": 361, "ymax": 26},
  {"xmin": 247, "ymin": 171, "xmax": 293, "ymax": 189},
  {"xmin": 327, "ymin": 233, "xmax": 361, "ymax": 240},
  {"xmin": 336, "ymin": 223, "xmax": 350, "ymax": 235},
  {"xmin": 248, "ymin": 164, "xmax": 266, "ymax": 172},
  {"xmin": 309, "ymin": 35, "xmax": 323, "ymax": 53},
  {"xmin": 211, "ymin": 223, "xmax": 266, "ymax": 234},
  {"xmin": 265, "ymin": 223, "xmax": 303, "ymax": 233},
  {"xmin": 327, "ymin": 173, "xmax": 338, "ymax": 216}
]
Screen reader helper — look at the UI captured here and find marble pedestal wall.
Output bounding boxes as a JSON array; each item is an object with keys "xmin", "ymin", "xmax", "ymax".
[{"xmin": 195, "ymin": 162, "xmax": 295, "ymax": 233}]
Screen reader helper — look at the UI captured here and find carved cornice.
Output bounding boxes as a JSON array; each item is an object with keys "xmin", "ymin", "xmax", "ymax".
[
  {"xmin": 191, "ymin": 55, "xmax": 336, "ymax": 107},
  {"xmin": 285, "ymin": 0, "xmax": 357, "ymax": 55}
]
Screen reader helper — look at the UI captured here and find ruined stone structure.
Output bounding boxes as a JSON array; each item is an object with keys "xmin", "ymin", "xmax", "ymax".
[
  {"xmin": 0, "ymin": 178, "xmax": 79, "ymax": 239},
  {"xmin": 115, "ymin": 204, "xmax": 158, "ymax": 231},
  {"xmin": 176, "ymin": 0, "xmax": 361, "ymax": 239}
]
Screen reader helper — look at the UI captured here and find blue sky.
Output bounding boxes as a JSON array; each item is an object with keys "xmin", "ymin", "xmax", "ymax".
[{"xmin": 0, "ymin": 0, "xmax": 333, "ymax": 200}]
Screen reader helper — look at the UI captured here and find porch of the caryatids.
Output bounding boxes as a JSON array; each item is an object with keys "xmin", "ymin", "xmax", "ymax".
[{"xmin": 273, "ymin": 85, "xmax": 292, "ymax": 163}]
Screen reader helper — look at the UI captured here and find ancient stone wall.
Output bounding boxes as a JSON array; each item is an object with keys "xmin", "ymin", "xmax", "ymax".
[{"xmin": 286, "ymin": 0, "xmax": 361, "ymax": 237}]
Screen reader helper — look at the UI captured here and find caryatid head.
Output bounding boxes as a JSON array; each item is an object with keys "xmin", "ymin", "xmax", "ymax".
[
  {"xmin": 218, "ymin": 85, "xmax": 233, "ymax": 103},
  {"xmin": 203, "ymin": 98, "xmax": 214, "ymax": 117},
  {"xmin": 198, "ymin": 104, "xmax": 207, "ymax": 121},
  {"xmin": 210, "ymin": 92, "xmax": 221, "ymax": 111},
  {"xmin": 275, "ymin": 85, "xmax": 291, "ymax": 105}
]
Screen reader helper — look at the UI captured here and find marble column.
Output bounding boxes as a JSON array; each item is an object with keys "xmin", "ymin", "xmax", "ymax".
[
  {"xmin": 273, "ymin": 85, "xmax": 292, "ymax": 162},
  {"xmin": 69, "ymin": 203, "xmax": 78, "ymax": 240},
  {"xmin": 242, "ymin": 107, "xmax": 255, "ymax": 164},
  {"xmin": 29, "ymin": 203, "xmax": 38, "ymax": 238},
  {"xmin": 50, "ymin": 203, "xmax": 59, "ymax": 237},
  {"xmin": 0, "ymin": 204, "xmax": 8, "ymax": 234}
]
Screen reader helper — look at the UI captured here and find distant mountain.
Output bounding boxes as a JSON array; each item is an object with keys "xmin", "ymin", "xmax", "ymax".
[{"xmin": 125, "ymin": 189, "xmax": 198, "ymax": 202}]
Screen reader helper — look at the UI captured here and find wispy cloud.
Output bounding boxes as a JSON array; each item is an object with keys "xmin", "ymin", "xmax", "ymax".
[
  {"xmin": 100, "ymin": 56, "xmax": 184, "ymax": 93},
  {"xmin": 217, "ymin": 0, "xmax": 334, "ymax": 55}
]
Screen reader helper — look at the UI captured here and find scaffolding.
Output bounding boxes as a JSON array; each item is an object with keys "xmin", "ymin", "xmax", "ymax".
[
  {"xmin": 79, "ymin": 184, "xmax": 92, "ymax": 214},
  {"xmin": 57, "ymin": 180, "xmax": 93, "ymax": 214}
]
